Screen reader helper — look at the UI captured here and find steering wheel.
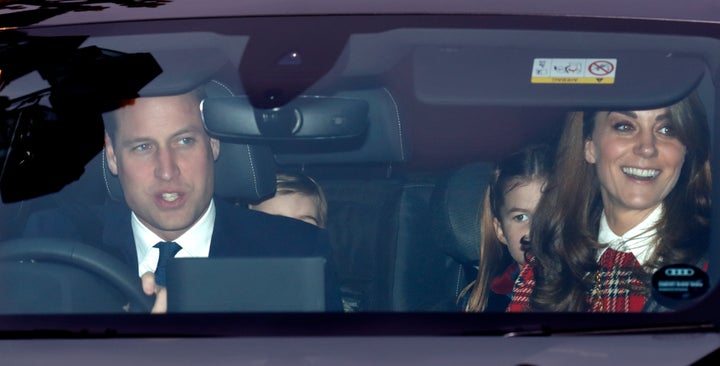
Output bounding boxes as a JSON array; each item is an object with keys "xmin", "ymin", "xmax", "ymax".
[{"xmin": 0, "ymin": 238, "xmax": 152, "ymax": 314}]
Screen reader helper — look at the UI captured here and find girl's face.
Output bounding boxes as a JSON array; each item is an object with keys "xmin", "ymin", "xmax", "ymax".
[
  {"xmin": 493, "ymin": 179, "xmax": 544, "ymax": 265},
  {"xmin": 584, "ymin": 108, "xmax": 686, "ymax": 232}
]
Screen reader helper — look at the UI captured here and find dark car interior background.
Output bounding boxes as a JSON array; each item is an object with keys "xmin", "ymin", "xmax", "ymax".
[{"xmin": 0, "ymin": 14, "xmax": 717, "ymax": 320}]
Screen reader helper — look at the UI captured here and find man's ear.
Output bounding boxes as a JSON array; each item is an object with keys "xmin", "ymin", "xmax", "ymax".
[
  {"xmin": 584, "ymin": 139, "xmax": 597, "ymax": 164},
  {"xmin": 493, "ymin": 217, "xmax": 509, "ymax": 245},
  {"xmin": 104, "ymin": 132, "xmax": 119, "ymax": 176},
  {"xmin": 210, "ymin": 137, "xmax": 220, "ymax": 161}
]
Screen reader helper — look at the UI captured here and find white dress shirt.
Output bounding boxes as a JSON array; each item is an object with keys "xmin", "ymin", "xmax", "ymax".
[
  {"xmin": 596, "ymin": 204, "xmax": 662, "ymax": 266},
  {"xmin": 132, "ymin": 199, "xmax": 216, "ymax": 277}
]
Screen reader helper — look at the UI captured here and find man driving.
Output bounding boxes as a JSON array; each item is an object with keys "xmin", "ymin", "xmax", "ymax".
[{"xmin": 25, "ymin": 88, "xmax": 342, "ymax": 313}]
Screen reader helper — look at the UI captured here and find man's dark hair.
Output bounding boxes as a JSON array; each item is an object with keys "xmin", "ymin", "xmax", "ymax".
[{"xmin": 103, "ymin": 87, "xmax": 206, "ymax": 144}]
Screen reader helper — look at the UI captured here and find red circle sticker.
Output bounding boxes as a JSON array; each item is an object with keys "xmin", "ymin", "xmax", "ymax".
[{"xmin": 588, "ymin": 60, "xmax": 615, "ymax": 76}]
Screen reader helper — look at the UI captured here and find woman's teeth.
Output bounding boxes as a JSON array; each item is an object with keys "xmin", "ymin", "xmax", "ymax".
[{"xmin": 622, "ymin": 167, "xmax": 659, "ymax": 179}]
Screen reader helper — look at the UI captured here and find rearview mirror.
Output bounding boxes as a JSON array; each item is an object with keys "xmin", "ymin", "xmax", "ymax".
[{"xmin": 201, "ymin": 96, "xmax": 369, "ymax": 142}]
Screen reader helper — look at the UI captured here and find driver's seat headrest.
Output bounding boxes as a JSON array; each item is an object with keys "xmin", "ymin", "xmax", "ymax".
[{"xmin": 430, "ymin": 162, "xmax": 494, "ymax": 265}]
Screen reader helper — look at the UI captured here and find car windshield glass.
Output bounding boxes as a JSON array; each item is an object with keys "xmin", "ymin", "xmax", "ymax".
[{"xmin": 0, "ymin": 8, "xmax": 718, "ymax": 335}]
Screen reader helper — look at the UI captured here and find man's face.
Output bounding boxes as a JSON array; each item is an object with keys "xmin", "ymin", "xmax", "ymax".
[{"xmin": 105, "ymin": 92, "xmax": 220, "ymax": 241}]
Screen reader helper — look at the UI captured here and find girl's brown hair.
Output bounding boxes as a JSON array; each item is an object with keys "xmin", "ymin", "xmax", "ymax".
[{"xmin": 460, "ymin": 144, "xmax": 552, "ymax": 312}]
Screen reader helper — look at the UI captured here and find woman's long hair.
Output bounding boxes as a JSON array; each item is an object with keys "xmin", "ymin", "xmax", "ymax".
[
  {"xmin": 461, "ymin": 145, "xmax": 552, "ymax": 311},
  {"xmin": 528, "ymin": 93, "xmax": 711, "ymax": 311}
]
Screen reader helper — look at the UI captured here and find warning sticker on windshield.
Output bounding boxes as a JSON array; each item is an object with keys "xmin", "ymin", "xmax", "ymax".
[{"xmin": 531, "ymin": 58, "xmax": 616, "ymax": 84}]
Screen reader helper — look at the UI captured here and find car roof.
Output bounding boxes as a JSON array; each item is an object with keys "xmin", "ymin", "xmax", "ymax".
[
  {"xmin": 7, "ymin": 1, "xmax": 719, "ymax": 170},
  {"xmin": 12, "ymin": 0, "xmax": 720, "ymax": 28}
]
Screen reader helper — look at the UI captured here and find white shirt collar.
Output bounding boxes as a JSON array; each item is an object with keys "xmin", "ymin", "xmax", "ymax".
[
  {"xmin": 596, "ymin": 204, "xmax": 662, "ymax": 266},
  {"xmin": 132, "ymin": 199, "xmax": 216, "ymax": 277}
]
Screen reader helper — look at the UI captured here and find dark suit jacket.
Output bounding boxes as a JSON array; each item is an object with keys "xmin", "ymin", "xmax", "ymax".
[{"xmin": 24, "ymin": 198, "xmax": 343, "ymax": 311}]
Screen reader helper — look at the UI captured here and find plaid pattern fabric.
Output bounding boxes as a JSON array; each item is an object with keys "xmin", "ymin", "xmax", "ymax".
[
  {"xmin": 506, "ymin": 258, "xmax": 535, "ymax": 312},
  {"xmin": 506, "ymin": 249, "xmax": 647, "ymax": 312},
  {"xmin": 589, "ymin": 248, "xmax": 646, "ymax": 312},
  {"xmin": 490, "ymin": 262, "xmax": 520, "ymax": 295}
]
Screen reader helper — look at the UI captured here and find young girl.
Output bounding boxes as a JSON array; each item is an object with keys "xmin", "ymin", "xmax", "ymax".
[{"xmin": 459, "ymin": 145, "xmax": 552, "ymax": 312}]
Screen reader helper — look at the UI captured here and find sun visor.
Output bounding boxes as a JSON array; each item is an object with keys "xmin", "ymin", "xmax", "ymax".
[
  {"xmin": 414, "ymin": 47, "xmax": 706, "ymax": 109},
  {"xmin": 138, "ymin": 48, "xmax": 230, "ymax": 97}
]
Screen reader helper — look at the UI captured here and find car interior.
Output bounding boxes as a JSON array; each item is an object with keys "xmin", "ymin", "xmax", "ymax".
[{"xmin": 0, "ymin": 14, "xmax": 718, "ymax": 318}]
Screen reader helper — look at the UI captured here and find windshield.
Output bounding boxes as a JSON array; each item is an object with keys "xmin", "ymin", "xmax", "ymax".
[{"xmin": 0, "ymin": 7, "xmax": 719, "ymax": 335}]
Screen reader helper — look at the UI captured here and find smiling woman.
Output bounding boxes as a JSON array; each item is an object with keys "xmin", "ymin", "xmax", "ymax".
[
  {"xmin": 509, "ymin": 92, "xmax": 711, "ymax": 312},
  {"xmin": 586, "ymin": 109, "xmax": 687, "ymax": 235}
]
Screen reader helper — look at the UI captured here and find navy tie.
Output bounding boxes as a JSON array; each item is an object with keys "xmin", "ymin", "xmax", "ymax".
[{"xmin": 154, "ymin": 241, "xmax": 182, "ymax": 287}]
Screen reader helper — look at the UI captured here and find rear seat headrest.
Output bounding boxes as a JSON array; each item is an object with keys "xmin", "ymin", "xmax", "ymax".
[
  {"xmin": 430, "ymin": 162, "xmax": 493, "ymax": 265},
  {"xmin": 274, "ymin": 88, "xmax": 408, "ymax": 165}
]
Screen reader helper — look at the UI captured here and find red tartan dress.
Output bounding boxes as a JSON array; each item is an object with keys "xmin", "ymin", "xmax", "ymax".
[
  {"xmin": 507, "ymin": 248, "xmax": 647, "ymax": 312},
  {"xmin": 507, "ymin": 206, "xmax": 663, "ymax": 312}
]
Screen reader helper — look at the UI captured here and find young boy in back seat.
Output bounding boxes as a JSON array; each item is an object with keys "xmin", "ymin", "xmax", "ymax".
[{"xmin": 250, "ymin": 172, "xmax": 327, "ymax": 228}]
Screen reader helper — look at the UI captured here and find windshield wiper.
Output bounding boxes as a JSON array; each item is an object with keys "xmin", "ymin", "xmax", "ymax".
[{"xmin": 503, "ymin": 321, "xmax": 716, "ymax": 337}]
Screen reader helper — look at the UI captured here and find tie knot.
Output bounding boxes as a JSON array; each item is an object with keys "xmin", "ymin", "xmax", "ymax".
[
  {"xmin": 153, "ymin": 241, "xmax": 182, "ymax": 287},
  {"xmin": 154, "ymin": 241, "xmax": 182, "ymax": 259}
]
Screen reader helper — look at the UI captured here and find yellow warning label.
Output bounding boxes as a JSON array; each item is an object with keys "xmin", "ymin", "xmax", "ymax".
[
  {"xmin": 532, "ymin": 77, "xmax": 615, "ymax": 84},
  {"xmin": 531, "ymin": 58, "xmax": 617, "ymax": 85}
]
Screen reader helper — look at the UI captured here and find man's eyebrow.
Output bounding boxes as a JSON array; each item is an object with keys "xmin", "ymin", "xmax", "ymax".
[
  {"xmin": 119, "ymin": 127, "xmax": 203, "ymax": 147},
  {"xmin": 120, "ymin": 136, "xmax": 153, "ymax": 148},
  {"xmin": 170, "ymin": 127, "xmax": 204, "ymax": 139}
]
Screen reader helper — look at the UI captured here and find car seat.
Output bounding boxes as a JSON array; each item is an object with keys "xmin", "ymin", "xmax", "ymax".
[{"xmin": 427, "ymin": 161, "xmax": 494, "ymax": 310}]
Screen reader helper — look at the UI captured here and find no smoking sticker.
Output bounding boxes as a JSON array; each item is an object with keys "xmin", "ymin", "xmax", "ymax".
[{"xmin": 531, "ymin": 58, "xmax": 617, "ymax": 84}]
